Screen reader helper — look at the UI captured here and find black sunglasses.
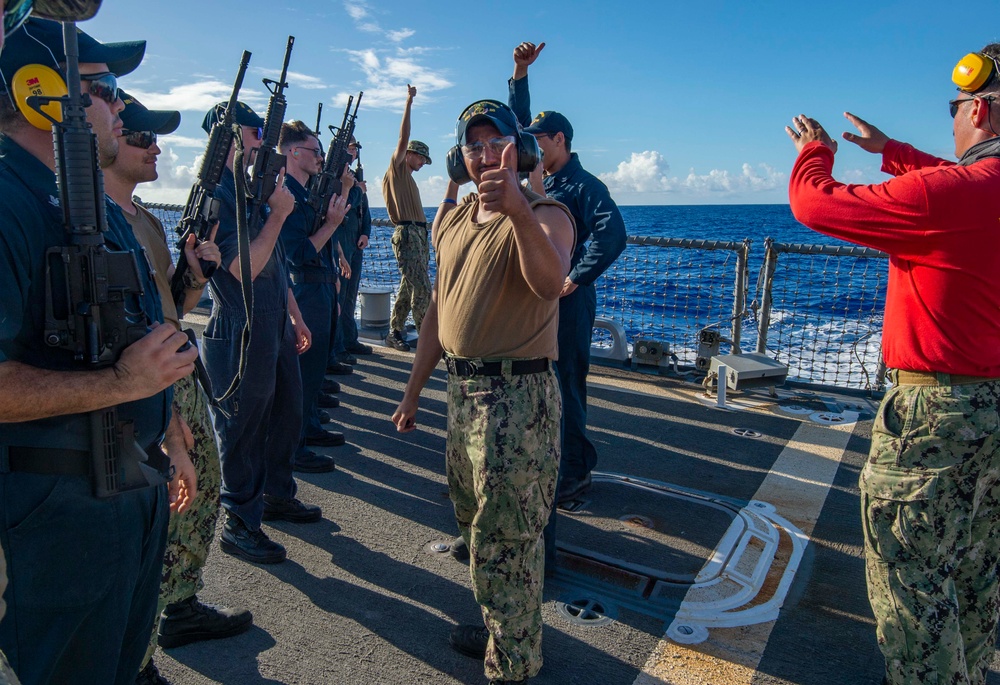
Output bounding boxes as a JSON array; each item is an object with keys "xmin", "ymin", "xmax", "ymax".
[
  {"xmin": 122, "ymin": 129, "xmax": 157, "ymax": 149},
  {"xmin": 80, "ymin": 72, "xmax": 120, "ymax": 106},
  {"xmin": 950, "ymin": 95, "xmax": 996, "ymax": 118}
]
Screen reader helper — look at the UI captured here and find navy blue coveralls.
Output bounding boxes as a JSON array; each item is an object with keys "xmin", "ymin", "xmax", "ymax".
[
  {"xmin": 509, "ymin": 77, "xmax": 628, "ymax": 488},
  {"xmin": 279, "ymin": 175, "xmax": 338, "ymax": 455},
  {"xmin": 0, "ymin": 136, "xmax": 170, "ymax": 685},
  {"xmin": 203, "ymin": 170, "xmax": 301, "ymax": 531},
  {"xmin": 332, "ymin": 183, "xmax": 371, "ymax": 358}
]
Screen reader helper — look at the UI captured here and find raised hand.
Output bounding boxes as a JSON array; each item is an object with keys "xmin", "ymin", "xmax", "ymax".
[
  {"xmin": 407, "ymin": 84, "xmax": 417, "ymax": 101},
  {"xmin": 268, "ymin": 168, "xmax": 295, "ymax": 220},
  {"xmin": 785, "ymin": 114, "xmax": 838, "ymax": 154},
  {"xmin": 478, "ymin": 143, "xmax": 528, "ymax": 216},
  {"xmin": 842, "ymin": 112, "xmax": 889, "ymax": 154},
  {"xmin": 182, "ymin": 221, "xmax": 220, "ymax": 282},
  {"xmin": 514, "ymin": 41, "xmax": 546, "ymax": 68}
]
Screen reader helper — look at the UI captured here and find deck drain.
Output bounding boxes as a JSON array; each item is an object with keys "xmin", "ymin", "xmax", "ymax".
[
  {"xmin": 810, "ymin": 411, "xmax": 856, "ymax": 425},
  {"xmin": 425, "ymin": 541, "xmax": 451, "ymax": 555},
  {"xmin": 556, "ymin": 597, "xmax": 615, "ymax": 627},
  {"xmin": 667, "ymin": 622, "xmax": 710, "ymax": 644},
  {"xmin": 732, "ymin": 427, "xmax": 761, "ymax": 438},
  {"xmin": 777, "ymin": 404, "xmax": 813, "ymax": 415},
  {"xmin": 619, "ymin": 514, "xmax": 654, "ymax": 529}
]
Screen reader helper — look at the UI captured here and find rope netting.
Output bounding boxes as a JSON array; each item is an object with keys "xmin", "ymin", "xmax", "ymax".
[
  {"xmin": 145, "ymin": 203, "xmax": 888, "ymax": 391},
  {"xmin": 755, "ymin": 241, "xmax": 887, "ymax": 391}
]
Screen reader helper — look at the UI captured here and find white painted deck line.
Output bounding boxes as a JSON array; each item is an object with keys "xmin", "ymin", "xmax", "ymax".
[{"xmin": 632, "ymin": 412, "xmax": 858, "ymax": 685}]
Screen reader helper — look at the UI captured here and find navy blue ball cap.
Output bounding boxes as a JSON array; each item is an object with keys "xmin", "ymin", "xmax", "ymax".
[
  {"xmin": 120, "ymin": 90, "xmax": 179, "ymax": 135},
  {"xmin": 455, "ymin": 99, "xmax": 520, "ymax": 146},
  {"xmin": 201, "ymin": 100, "xmax": 264, "ymax": 134},
  {"xmin": 0, "ymin": 17, "xmax": 144, "ymax": 87},
  {"xmin": 524, "ymin": 110, "xmax": 573, "ymax": 143}
]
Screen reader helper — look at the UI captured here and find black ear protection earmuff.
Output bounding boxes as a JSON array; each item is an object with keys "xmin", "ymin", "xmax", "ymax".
[
  {"xmin": 446, "ymin": 99, "xmax": 539, "ymax": 185},
  {"xmin": 9, "ymin": 63, "xmax": 67, "ymax": 130}
]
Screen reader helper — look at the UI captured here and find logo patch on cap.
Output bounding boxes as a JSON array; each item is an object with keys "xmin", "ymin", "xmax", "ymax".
[{"xmin": 463, "ymin": 101, "xmax": 500, "ymax": 121}]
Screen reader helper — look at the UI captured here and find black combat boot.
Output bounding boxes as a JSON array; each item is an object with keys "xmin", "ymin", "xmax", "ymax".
[
  {"xmin": 385, "ymin": 329, "xmax": 411, "ymax": 351},
  {"xmin": 157, "ymin": 595, "xmax": 253, "ymax": 649},
  {"xmin": 135, "ymin": 658, "xmax": 169, "ymax": 685},
  {"xmin": 220, "ymin": 514, "xmax": 287, "ymax": 564},
  {"xmin": 449, "ymin": 624, "xmax": 489, "ymax": 659}
]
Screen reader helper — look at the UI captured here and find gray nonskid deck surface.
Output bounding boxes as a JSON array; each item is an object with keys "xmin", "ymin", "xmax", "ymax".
[{"xmin": 151, "ymin": 349, "xmax": 917, "ymax": 685}]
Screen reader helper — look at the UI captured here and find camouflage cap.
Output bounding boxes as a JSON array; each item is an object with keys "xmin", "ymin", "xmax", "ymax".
[{"xmin": 406, "ymin": 140, "xmax": 431, "ymax": 165}]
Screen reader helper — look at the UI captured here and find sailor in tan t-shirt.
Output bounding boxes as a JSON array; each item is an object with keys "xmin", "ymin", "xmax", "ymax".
[
  {"xmin": 381, "ymin": 84, "xmax": 432, "ymax": 351},
  {"xmin": 392, "ymin": 100, "xmax": 574, "ymax": 684}
]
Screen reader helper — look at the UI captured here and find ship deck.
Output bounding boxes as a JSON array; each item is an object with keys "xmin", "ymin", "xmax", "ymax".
[{"xmin": 151, "ymin": 339, "xmax": 999, "ymax": 685}]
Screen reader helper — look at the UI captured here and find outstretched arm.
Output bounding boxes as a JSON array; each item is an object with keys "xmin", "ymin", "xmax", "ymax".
[
  {"xmin": 509, "ymin": 41, "xmax": 544, "ymax": 127},
  {"xmin": 393, "ymin": 85, "xmax": 417, "ymax": 162},
  {"xmin": 392, "ymin": 292, "xmax": 443, "ymax": 433}
]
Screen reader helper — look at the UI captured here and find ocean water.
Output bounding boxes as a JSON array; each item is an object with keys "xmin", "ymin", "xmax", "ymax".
[
  {"xmin": 154, "ymin": 202, "xmax": 887, "ymax": 388},
  {"xmin": 369, "ymin": 203, "xmax": 833, "ymax": 245},
  {"xmin": 361, "ymin": 204, "xmax": 887, "ymax": 389}
]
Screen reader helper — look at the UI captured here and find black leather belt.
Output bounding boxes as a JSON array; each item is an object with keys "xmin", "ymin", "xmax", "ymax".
[
  {"xmin": 444, "ymin": 356, "xmax": 549, "ymax": 378},
  {"xmin": 397, "ymin": 221, "xmax": 427, "ymax": 228},
  {"xmin": 6, "ymin": 447, "xmax": 90, "ymax": 476},
  {"xmin": 290, "ymin": 272, "xmax": 337, "ymax": 284}
]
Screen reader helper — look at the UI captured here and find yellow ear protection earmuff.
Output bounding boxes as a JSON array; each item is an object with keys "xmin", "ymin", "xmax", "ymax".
[
  {"xmin": 953, "ymin": 52, "xmax": 1000, "ymax": 93},
  {"xmin": 10, "ymin": 63, "xmax": 67, "ymax": 130},
  {"xmin": 446, "ymin": 99, "xmax": 540, "ymax": 185}
]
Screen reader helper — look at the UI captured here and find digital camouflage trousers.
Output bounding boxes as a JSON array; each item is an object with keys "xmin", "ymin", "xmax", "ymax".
[
  {"xmin": 142, "ymin": 372, "xmax": 222, "ymax": 667},
  {"xmin": 863, "ymin": 379, "xmax": 1000, "ymax": 685},
  {"xmin": 446, "ymin": 364, "xmax": 561, "ymax": 682},
  {"xmin": 389, "ymin": 224, "xmax": 430, "ymax": 333}
]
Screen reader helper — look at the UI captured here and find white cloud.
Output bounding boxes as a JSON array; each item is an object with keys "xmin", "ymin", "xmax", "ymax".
[
  {"xmin": 344, "ymin": 3, "xmax": 367, "ymax": 20},
  {"xmin": 132, "ymin": 142, "xmax": 201, "ymax": 206},
  {"xmin": 158, "ymin": 134, "xmax": 206, "ymax": 149},
  {"xmin": 364, "ymin": 173, "xmax": 449, "ymax": 209},
  {"xmin": 338, "ymin": 49, "xmax": 452, "ymax": 110},
  {"xmin": 256, "ymin": 68, "xmax": 328, "ymax": 91},
  {"xmin": 128, "ymin": 80, "xmax": 268, "ymax": 113},
  {"xmin": 387, "ymin": 28, "xmax": 416, "ymax": 42},
  {"xmin": 599, "ymin": 150, "xmax": 786, "ymax": 195}
]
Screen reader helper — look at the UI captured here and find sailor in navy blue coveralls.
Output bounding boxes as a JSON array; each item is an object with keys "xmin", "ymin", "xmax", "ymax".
[
  {"xmin": 509, "ymin": 68, "xmax": 627, "ymax": 569},
  {"xmin": 202, "ymin": 169, "xmax": 302, "ymax": 530},
  {"xmin": 0, "ymin": 136, "xmax": 171, "ymax": 685},
  {"xmin": 280, "ymin": 172, "xmax": 341, "ymax": 465}
]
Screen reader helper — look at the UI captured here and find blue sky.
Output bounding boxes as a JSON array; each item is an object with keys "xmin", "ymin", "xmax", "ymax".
[{"xmin": 81, "ymin": 0, "xmax": 987, "ymax": 206}]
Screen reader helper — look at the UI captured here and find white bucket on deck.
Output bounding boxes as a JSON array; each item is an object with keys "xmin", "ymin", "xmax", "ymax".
[{"xmin": 359, "ymin": 287, "xmax": 393, "ymax": 332}]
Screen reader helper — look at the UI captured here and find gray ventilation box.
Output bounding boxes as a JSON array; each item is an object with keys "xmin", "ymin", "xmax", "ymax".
[{"xmin": 710, "ymin": 352, "xmax": 788, "ymax": 390}]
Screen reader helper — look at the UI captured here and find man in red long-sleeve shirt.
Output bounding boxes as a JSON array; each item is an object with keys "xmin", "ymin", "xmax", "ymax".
[{"xmin": 787, "ymin": 44, "xmax": 1000, "ymax": 685}]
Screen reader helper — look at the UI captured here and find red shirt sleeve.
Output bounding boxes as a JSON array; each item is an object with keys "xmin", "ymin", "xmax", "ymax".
[
  {"xmin": 880, "ymin": 139, "xmax": 953, "ymax": 177},
  {"xmin": 788, "ymin": 142, "xmax": 930, "ymax": 260}
]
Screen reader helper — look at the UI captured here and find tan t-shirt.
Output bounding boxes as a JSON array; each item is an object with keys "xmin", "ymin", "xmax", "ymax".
[
  {"xmin": 434, "ymin": 189, "xmax": 575, "ymax": 360},
  {"xmin": 381, "ymin": 153, "xmax": 426, "ymax": 225},
  {"xmin": 124, "ymin": 203, "xmax": 180, "ymax": 331}
]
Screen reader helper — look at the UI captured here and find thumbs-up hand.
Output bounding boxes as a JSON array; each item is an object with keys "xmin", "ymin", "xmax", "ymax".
[{"xmin": 479, "ymin": 142, "xmax": 525, "ymax": 215}]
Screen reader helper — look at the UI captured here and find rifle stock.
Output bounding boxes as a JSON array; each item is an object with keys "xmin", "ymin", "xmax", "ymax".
[{"xmin": 170, "ymin": 50, "xmax": 251, "ymax": 314}]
